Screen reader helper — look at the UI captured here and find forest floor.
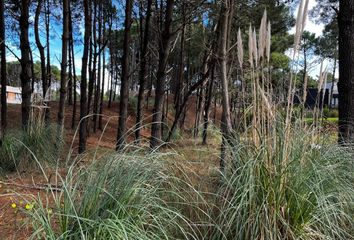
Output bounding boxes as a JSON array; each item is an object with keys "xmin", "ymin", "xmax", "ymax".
[{"xmin": 0, "ymin": 98, "xmax": 222, "ymax": 239}]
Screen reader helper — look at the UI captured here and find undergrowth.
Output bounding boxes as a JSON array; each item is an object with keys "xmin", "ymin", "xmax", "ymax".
[{"xmin": 0, "ymin": 124, "xmax": 64, "ymax": 172}]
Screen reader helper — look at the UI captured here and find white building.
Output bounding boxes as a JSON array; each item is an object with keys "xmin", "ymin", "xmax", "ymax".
[{"xmin": 0, "ymin": 85, "xmax": 22, "ymax": 104}]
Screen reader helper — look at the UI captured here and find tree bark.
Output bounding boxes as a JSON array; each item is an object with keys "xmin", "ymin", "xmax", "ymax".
[
  {"xmin": 338, "ymin": 0, "xmax": 354, "ymax": 144},
  {"xmin": 34, "ymin": 0, "xmax": 47, "ymax": 110},
  {"xmin": 87, "ymin": 2, "xmax": 97, "ymax": 134},
  {"xmin": 79, "ymin": 0, "xmax": 91, "ymax": 153},
  {"xmin": 219, "ymin": 0, "xmax": 233, "ymax": 172},
  {"xmin": 19, "ymin": 0, "xmax": 32, "ymax": 128},
  {"xmin": 45, "ymin": 0, "xmax": 51, "ymax": 122},
  {"xmin": 116, "ymin": 0, "xmax": 133, "ymax": 150},
  {"xmin": 202, "ymin": 67, "xmax": 215, "ymax": 145},
  {"xmin": 69, "ymin": 8, "xmax": 77, "ymax": 129},
  {"xmin": 150, "ymin": 0, "xmax": 175, "ymax": 149},
  {"xmin": 0, "ymin": 0, "xmax": 6, "ymax": 133},
  {"xmin": 99, "ymin": 45, "xmax": 105, "ymax": 130},
  {"xmin": 57, "ymin": 0, "xmax": 70, "ymax": 134},
  {"xmin": 135, "ymin": 0, "xmax": 152, "ymax": 143},
  {"xmin": 70, "ymin": 28, "xmax": 77, "ymax": 129}
]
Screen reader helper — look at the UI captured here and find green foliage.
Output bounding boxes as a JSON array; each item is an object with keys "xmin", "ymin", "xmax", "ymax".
[
  {"xmin": 271, "ymin": 52, "xmax": 290, "ymax": 70},
  {"xmin": 322, "ymin": 107, "xmax": 339, "ymax": 118}
]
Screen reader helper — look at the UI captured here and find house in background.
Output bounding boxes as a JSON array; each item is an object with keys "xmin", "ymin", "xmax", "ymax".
[
  {"xmin": 294, "ymin": 82, "xmax": 339, "ymax": 109},
  {"xmin": 0, "ymin": 85, "xmax": 22, "ymax": 104},
  {"xmin": 322, "ymin": 82, "xmax": 338, "ymax": 108}
]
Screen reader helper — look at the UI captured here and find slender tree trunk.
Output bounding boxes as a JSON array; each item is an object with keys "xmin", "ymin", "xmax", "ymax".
[
  {"xmin": 93, "ymin": 3, "xmax": 102, "ymax": 133},
  {"xmin": 0, "ymin": 0, "xmax": 6, "ymax": 133},
  {"xmin": 79, "ymin": 0, "xmax": 91, "ymax": 153},
  {"xmin": 87, "ymin": 2, "xmax": 97, "ymax": 134},
  {"xmin": 34, "ymin": 0, "xmax": 47, "ymax": 109},
  {"xmin": 135, "ymin": 0, "xmax": 152, "ymax": 143},
  {"xmin": 174, "ymin": 2, "xmax": 186, "ymax": 114},
  {"xmin": 219, "ymin": 0, "xmax": 233, "ymax": 172},
  {"xmin": 202, "ymin": 67, "xmax": 215, "ymax": 145},
  {"xmin": 19, "ymin": 0, "xmax": 32, "ymax": 128},
  {"xmin": 67, "ymin": 50, "xmax": 73, "ymax": 106},
  {"xmin": 45, "ymin": 0, "xmax": 51, "ymax": 121},
  {"xmin": 108, "ymin": 41, "xmax": 114, "ymax": 109},
  {"xmin": 99, "ymin": 46, "xmax": 105, "ymax": 130},
  {"xmin": 68, "ymin": 34, "xmax": 73, "ymax": 106},
  {"xmin": 30, "ymin": 50, "xmax": 35, "ymax": 93},
  {"xmin": 150, "ymin": 0, "xmax": 175, "ymax": 149},
  {"xmin": 70, "ymin": 10, "xmax": 77, "ymax": 129},
  {"xmin": 116, "ymin": 0, "xmax": 133, "ymax": 150},
  {"xmin": 338, "ymin": 0, "xmax": 354, "ymax": 144},
  {"xmin": 57, "ymin": 0, "xmax": 70, "ymax": 133}
]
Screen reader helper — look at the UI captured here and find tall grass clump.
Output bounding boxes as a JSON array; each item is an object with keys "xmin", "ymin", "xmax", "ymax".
[
  {"xmin": 0, "ymin": 98, "xmax": 63, "ymax": 172},
  {"xmin": 26, "ymin": 150, "xmax": 211, "ymax": 240},
  {"xmin": 214, "ymin": 2, "xmax": 354, "ymax": 238},
  {"xmin": 212, "ymin": 120, "xmax": 354, "ymax": 240},
  {"xmin": 0, "ymin": 123, "xmax": 63, "ymax": 172}
]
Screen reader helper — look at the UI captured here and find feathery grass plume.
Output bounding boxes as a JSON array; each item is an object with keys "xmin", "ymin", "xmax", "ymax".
[
  {"xmin": 237, "ymin": 28, "xmax": 244, "ymax": 68},
  {"xmin": 266, "ymin": 21, "xmax": 271, "ymax": 63},
  {"xmin": 252, "ymin": 28, "xmax": 258, "ymax": 68},
  {"xmin": 258, "ymin": 84, "xmax": 275, "ymax": 120},
  {"xmin": 248, "ymin": 24, "xmax": 254, "ymax": 68},
  {"xmin": 301, "ymin": 0, "xmax": 310, "ymax": 38},
  {"xmin": 317, "ymin": 61, "xmax": 326, "ymax": 94},
  {"xmin": 314, "ymin": 61, "xmax": 327, "ymax": 127},
  {"xmin": 294, "ymin": 0, "xmax": 304, "ymax": 55},
  {"xmin": 258, "ymin": 9, "xmax": 267, "ymax": 60}
]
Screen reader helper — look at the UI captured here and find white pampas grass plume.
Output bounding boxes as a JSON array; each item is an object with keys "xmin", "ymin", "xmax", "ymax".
[
  {"xmin": 253, "ymin": 28, "xmax": 258, "ymax": 67},
  {"xmin": 237, "ymin": 28, "xmax": 244, "ymax": 69},
  {"xmin": 248, "ymin": 24, "xmax": 254, "ymax": 68},
  {"xmin": 266, "ymin": 21, "xmax": 271, "ymax": 63},
  {"xmin": 258, "ymin": 9, "xmax": 267, "ymax": 60},
  {"xmin": 301, "ymin": 0, "xmax": 310, "ymax": 37},
  {"xmin": 294, "ymin": 0, "xmax": 304, "ymax": 55}
]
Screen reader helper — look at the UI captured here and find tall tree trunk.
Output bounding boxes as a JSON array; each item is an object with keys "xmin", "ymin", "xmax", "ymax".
[
  {"xmin": 70, "ymin": 26, "xmax": 77, "ymax": 129},
  {"xmin": 87, "ymin": 2, "xmax": 97, "ymax": 134},
  {"xmin": 0, "ymin": 0, "xmax": 6, "ymax": 133},
  {"xmin": 34, "ymin": 0, "xmax": 47, "ymax": 109},
  {"xmin": 108, "ymin": 38, "xmax": 114, "ymax": 109},
  {"xmin": 99, "ymin": 46, "xmax": 105, "ymax": 130},
  {"xmin": 338, "ymin": 0, "xmax": 354, "ymax": 144},
  {"xmin": 116, "ymin": 0, "xmax": 133, "ymax": 150},
  {"xmin": 79, "ymin": 0, "xmax": 91, "ymax": 153},
  {"xmin": 135, "ymin": 0, "xmax": 152, "ymax": 143},
  {"xmin": 150, "ymin": 0, "xmax": 175, "ymax": 149},
  {"xmin": 67, "ymin": 52, "xmax": 73, "ymax": 106},
  {"xmin": 219, "ymin": 0, "xmax": 233, "ymax": 172},
  {"xmin": 93, "ymin": 3, "xmax": 102, "ymax": 133},
  {"xmin": 174, "ymin": 1, "xmax": 186, "ymax": 115},
  {"xmin": 45, "ymin": 0, "xmax": 51, "ymax": 121},
  {"xmin": 57, "ymin": 0, "xmax": 70, "ymax": 133},
  {"xmin": 202, "ymin": 67, "xmax": 215, "ymax": 145},
  {"xmin": 19, "ymin": 0, "xmax": 32, "ymax": 128}
]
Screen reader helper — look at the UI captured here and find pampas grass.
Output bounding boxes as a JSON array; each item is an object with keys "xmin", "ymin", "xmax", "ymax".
[{"xmin": 237, "ymin": 28, "xmax": 243, "ymax": 68}]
